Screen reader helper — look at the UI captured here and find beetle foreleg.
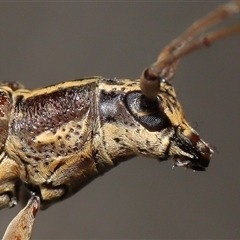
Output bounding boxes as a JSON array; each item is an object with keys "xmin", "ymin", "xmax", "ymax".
[{"xmin": 0, "ymin": 156, "xmax": 20, "ymax": 209}]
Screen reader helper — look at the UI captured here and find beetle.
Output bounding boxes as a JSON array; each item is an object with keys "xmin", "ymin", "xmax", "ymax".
[
  {"xmin": 1, "ymin": 1, "xmax": 240, "ymax": 239},
  {"xmin": 0, "ymin": 74, "xmax": 213, "ymax": 210}
]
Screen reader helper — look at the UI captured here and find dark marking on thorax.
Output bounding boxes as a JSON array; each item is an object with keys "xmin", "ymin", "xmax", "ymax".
[{"xmin": 11, "ymin": 83, "xmax": 96, "ymax": 137}]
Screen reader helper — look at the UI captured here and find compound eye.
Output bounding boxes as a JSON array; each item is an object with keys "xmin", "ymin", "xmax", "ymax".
[{"xmin": 124, "ymin": 91, "xmax": 171, "ymax": 131}]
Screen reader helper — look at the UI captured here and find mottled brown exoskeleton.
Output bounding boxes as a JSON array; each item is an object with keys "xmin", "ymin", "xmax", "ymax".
[
  {"xmin": 1, "ymin": 1, "xmax": 240, "ymax": 239},
  {"xmin": 0, "ymin": 76, "xmax": 213, "ymax": 211},
  {"xmin": 0, "ymin": 2, "xmax": 240, "ymax": 212},
  {"xmin": 0, "ymin": 1, "xmax": 240, "ymax": 217}
]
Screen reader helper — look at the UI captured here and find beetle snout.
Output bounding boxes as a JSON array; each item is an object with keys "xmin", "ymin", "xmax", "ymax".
[
  {"xmin": 192, "ymin": 134, "xmax": 213, "ymax": 168},
  {"xmin": 191, "ymin": 130, "xmax": 212, "ymax": 158},
  {"xmin": 172, "ymin": 128, "xmax": 213, "ymax": 171}
]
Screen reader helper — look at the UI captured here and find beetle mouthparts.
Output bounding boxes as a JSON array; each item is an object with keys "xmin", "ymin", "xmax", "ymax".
[
  {"xmin": 172, "ymin": 156, "xmax": 208, "ymax": 171},
  {"xmin": 171, "ymin": 129, "xmax": 213, "ymax": 171}
]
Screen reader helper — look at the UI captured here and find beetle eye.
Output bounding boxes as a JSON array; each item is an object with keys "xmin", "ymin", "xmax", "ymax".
[{"xmin": 124, "ymin": 92, "xmax": 171, "ymax": 131}]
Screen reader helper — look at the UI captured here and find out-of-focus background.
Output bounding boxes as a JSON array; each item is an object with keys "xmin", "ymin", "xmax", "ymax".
[{"xmin": 0, "ymin": 2, "xmax": 240, "ymax": 239}]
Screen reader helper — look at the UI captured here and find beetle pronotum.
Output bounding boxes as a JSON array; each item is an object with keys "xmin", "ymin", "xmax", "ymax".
[{"xmin": 1, "ymin": 1, "xmax": 240, "ymax": 239}]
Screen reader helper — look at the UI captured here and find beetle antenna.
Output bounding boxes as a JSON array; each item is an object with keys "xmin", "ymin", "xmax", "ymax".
[{"xmin": 140, "ymin": 1, "xmax": 240, "ymax": 101}]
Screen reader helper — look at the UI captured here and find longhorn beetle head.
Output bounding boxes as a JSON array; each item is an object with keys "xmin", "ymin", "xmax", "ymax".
[
  {"xmin": 134, "ymin": 1, "xmax": 240, "ymax": 170},
  {"xmin": 118, "ymin": 77, "xmax": 212, "ymax": 171}
]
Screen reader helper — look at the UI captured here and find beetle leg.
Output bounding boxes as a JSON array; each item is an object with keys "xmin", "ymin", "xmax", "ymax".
[
  {"xmin": 0, "ymin": 156, "xmax": 20, "ymax": 209},
  {"xmin": 2, "ymin": 195, "xmax": 40, "ymax": 240}
]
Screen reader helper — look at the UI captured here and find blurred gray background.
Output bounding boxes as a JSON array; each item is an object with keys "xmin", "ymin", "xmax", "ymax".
[{"xmin": 0, "ymin": 1, "xmax": 240, "ymax": 239}]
